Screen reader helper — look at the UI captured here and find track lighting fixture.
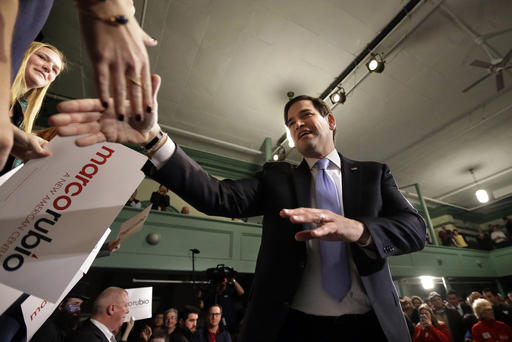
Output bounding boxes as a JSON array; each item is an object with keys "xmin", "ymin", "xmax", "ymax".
[
  {"xmin": 329, "ymin": 88, "xmax": 346, "ymax": 104},
  {"xmin": 366, "ymin": 53, "xmax": 385, "ymax": 73}
]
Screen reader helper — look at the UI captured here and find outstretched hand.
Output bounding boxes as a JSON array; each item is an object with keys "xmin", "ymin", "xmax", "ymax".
[
  {"xmin": 78, "ymin": 0, "xmax": 158, "ymax": 122},
  {"xmin": 49, "ymin": 74, "xmax": 162, "ymax": 147},
  {"xmin": 280, "ymin": 208, "xmax": 368, "ymax": 243}
]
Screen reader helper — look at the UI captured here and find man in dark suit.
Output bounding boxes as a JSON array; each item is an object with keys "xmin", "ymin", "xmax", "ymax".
[
  {"xmin": 50, "ymin": 77, "xmax": 426, "ymax": 342},
  {"xmin": 69, "ymin": 287, "xmax": 129, "ymax": 342}
]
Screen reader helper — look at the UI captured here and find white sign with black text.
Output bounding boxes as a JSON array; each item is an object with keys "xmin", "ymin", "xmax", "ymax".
[{"xmin": 125, "ymin": 287, "xmax": 153, "ymax": 321}]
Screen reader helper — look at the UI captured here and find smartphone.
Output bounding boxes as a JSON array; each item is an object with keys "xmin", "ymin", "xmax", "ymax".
[{"xmin": 420, "ymin": 314, "xmax": 427, "ymax": 322}]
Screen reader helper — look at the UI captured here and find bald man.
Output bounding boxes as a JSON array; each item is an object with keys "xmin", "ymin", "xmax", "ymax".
[{"xmin": 70, "ymin": 287, "xmax": 130, "ymax": 342}]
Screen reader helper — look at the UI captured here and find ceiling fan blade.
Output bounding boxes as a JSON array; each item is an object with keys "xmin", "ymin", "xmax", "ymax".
[
  {"xmin": 499, "ymin": 48, "xmax": 512, "ymax": 66},
  {"xmin": 496, "ymin": 71, "xmax": 505, "ymax": 91},
  {"xmin": 470, "ymin": 60, "xmax": 492, "ymax": 68},
  {"xmin": 462, "ymin": 73, "xmax": 492, "ymax": 93}
]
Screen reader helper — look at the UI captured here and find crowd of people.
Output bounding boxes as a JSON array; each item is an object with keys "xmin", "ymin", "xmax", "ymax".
[
  {"xmin": 31, "ymin": 276, "xmax": 247, "ymax": 342},
  {"xmin": 400, "ymin": 289, "xmax": 512, "ymax": 342},
  {"xmin": 436, "ymin": 219, "xmax": 512, "ymax": 250}
]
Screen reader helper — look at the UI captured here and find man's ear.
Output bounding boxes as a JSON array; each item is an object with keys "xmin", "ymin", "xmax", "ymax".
[
  {"xmin": 328, "ymin": 113, "xmax": 336, "ymax": 130},
  {"xmin": 107, "ymin": 304, "xmax": 115, "ymax": 316}
]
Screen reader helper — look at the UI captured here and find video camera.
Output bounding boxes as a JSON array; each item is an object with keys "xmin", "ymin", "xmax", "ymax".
[{"xmin": 206, "ymin": 264, "xmax": 238, "ymax": 283}]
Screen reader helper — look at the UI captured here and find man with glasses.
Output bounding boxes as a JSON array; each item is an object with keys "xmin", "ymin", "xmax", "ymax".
[{"xmin": 195, "ymin": 305, "xmax": 232, "ymax": 342}]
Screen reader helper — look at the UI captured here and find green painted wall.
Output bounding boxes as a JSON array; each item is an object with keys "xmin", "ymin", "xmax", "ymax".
[{"xmin": 94, "ymin": 208, "xmax": 512, "ymax": 278}]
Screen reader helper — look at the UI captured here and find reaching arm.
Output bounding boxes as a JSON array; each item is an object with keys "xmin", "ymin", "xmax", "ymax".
[{"xmin": 0, "ymin": 0, "xmax": 18, "ymax": 170}]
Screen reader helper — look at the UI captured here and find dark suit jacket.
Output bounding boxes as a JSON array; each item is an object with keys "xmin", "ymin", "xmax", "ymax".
[
  {"xmin": 68, "ymin": 320, "xmax": 109, "ymax": 342},
  {"xmin": 148, "ymin": 147, "xmax": 426, "ymax": 342}
]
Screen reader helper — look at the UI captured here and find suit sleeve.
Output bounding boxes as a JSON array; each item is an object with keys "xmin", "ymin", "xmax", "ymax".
[
  {"xmin": 357, "ymin": 164, "xmax": 426, "ymax": 260},
  {"xmin": 146, "ymin": 146, "xmax": 264, "ymax": 218}
]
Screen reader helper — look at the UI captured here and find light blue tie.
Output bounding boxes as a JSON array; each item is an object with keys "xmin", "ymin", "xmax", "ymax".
[{"xmin": 315, "ymin": 158, "xmax": 351, "ymax": 302}]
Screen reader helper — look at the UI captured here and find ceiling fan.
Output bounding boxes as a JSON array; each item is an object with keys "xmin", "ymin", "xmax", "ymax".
[{"xmin": 462, "ymin": 48, "xmax": 512, "ymax": 93}]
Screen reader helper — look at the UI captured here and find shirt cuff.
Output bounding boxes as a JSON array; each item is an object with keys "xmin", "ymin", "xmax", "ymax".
[{"xmin": 149, "ymin": 137, "xmax": 176, "ymax": 170}]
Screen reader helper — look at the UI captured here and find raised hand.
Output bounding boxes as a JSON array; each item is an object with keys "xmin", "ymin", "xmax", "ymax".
[
  {"xmin": 280, "ymin": 208, "xmax": 368, "ymax": 243},
  {"xmin": 11, "ymin": 127, "xmax": 51, "ymax": 162},
  {"xmin": 49, "ymin": 74, "xmax": 161, "ymax": 147},
  {"xmin": 77, "ymin": 0, "xmax": 158, "ymax": 122}
]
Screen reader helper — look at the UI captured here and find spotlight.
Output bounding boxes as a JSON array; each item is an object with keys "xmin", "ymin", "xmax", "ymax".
[
  {"xmin": 419, "ymin": 276, "xmax": 434, "ymax": 290},
  {"xmin": 272, "ymin": 146, "xmax": 286, "ymax": 161},
  {"xmin": 329, "ymin": 88, "xmax": 346, "ymax": 104},
  {"xmin": 469, "ymin": 168, "xmax": 490, "ymax": 203},
  {"xmin": 366, "ymin": 54, "xmax": 385, "ymax": 73}
]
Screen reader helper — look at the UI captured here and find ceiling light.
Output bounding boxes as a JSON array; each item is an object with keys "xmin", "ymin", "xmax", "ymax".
[
  {"xmin": 329, "ymin": 88, "xmax": 346, "ymax": 104},
  {"xmin": 272, "ymin": 146, "xmax": 286, "ymax": 161},
  {"xmin": 475, "ymin": 189, "xmax": 489, "ymax": 203},
  {"xmin": 419, "ymin": 276, "xmax": 434, "ymax": 290},
  {"xmin": 366, "ymin": 53, "xmax": 385, "ymax": 73},
  {"xmin": 469, "ymin": 168, "xmax": 490, "ymax": 203}
]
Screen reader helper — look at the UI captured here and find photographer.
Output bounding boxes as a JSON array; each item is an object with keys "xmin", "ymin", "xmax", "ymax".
[
  {"xmin": 414, "ymin": 304, "xmax": 450, "ymax": 342},
  {"xmin": 203, "ymin": 266, "xmax": 244, "ymax": 334}
]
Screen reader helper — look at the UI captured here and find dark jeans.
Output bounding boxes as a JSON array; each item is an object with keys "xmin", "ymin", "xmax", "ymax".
[{"xmin": 277, "ymin": 308, "xmax": 387, "ymax": 342}]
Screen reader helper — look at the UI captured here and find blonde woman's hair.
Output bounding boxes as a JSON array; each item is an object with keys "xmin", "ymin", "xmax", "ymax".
[
  {"xmin": 472, "ymin": 298, "xmax": 492, "ymax": 320},
  {"xmin": 10, "ymin": 41, "xmax": 65, "ymax": 133}
]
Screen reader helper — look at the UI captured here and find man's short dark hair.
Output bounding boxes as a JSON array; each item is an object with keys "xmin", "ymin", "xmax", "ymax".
[
  {"xmin": 178, "ymin": 305, "xmax": 200, "ymax": 322},
  {"xmin": 283, "ymin": 95, "xmax": 336, "ymax": 141},
  {"xmin": 447, "ymin": 290, "xmax": 457, "ymax": 296},
  {"xmin": 150, "ymin": 331, "xmax": 169, "ymax": 342},
  {"xmin": 209, "ymin": 303, "xmax": 223, "ymax": 313}
]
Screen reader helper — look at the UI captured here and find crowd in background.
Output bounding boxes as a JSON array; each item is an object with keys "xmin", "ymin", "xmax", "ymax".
[
  {"xmin": 434, "ymin": 217, "xmax": 512, "ymax": 250},
  {"xmin": 400, "ymin": 289, "xmax": 512, "ymax": 342}
]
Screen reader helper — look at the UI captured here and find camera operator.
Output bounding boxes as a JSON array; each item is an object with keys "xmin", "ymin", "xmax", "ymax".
[{"xmin": 203, "ymin": 266, "xmax": 244, "ymax": 334}]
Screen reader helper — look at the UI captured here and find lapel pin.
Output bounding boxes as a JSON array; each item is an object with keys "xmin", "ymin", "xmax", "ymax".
[{"xmin": 351, "ymin": 167, "xmax": 358, "ymax": 171}]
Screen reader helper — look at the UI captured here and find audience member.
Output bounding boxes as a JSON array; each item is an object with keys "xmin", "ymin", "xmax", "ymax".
[
  {"xmin": 472, "ymin": 298, "xmax": 512, "ymax": 342},
  {"xmin": 482, "ymin": 288, "xmax": 512, "ymax": 327},
  {"xmin": 451, "ymin": 230, "xmax": 468, "ymax": 248},
  {"xmin": 507, "ymin": 292, "xmax": 512, "ymax": 307},
  {"xmin": 504, "ymin": 217, "xmax": 512, "ymax": 237},
  {"xmin": 1, "ymin": 41, "xmax": 64, "ymax": 176},
  {"xmin": 490, "ymin": 225, "xmax": 511, "ymax": 248},
  {"xmin": 149, "ymin": 331, "xmax": 170, "ymax": 342},
  {"xmin": 467, "ymin": 292, "xmax": 483, "ymax": 307},
  {"xmin": 413, "ymin": 303, "xmax": 451, "ymax": 342},
  {"xmin": 194, "ymin": 304, "xmax": 232, "ymax": 342},
  {"xmin": 461, "ymin": 313, "xmax": 478, "ymax": 342},
  {"xmin": 181, "ymin": 206, "xmax": 190, "ymax": 214},
  {"xmin": 412, "ymin": 296, "xmax": 424, "ymax": 310},
  {"xmin": 476, "ymin": 228, "xmax": 493, "ymax": 250},
  {"xmin": 151, "ymin": 184, "xmax": 171, "ymax": 211},
  {"xmin": 439, "ymin": 226, "xmax": 454, "ymax": 246},
  {"xmin": 401, "ymin": 297, "xmax": 417, "ymax": 338},
  {"xmin": 447, "ymin": 291, "xmax": 472, "ymax": 317},
  {"xmin": 402, "ymin": 296, "xmax": 420, "ymax": 324},
  {"xmin": 203, "ymin": 277, "xmax": 244, "ymax": 334},
  {"xmin": 31, "ymin": 295, "xmax": 84, "ymax": 341},
  {"xmin": 170, "ymin": 305, "xmax": 199, "ymax": 342},
  {"xmin": 164, "ymin": 308, "xmax": 179, "ymax": 338},
  {"xmin": 429, "ymin": 291, "xmax": 465, "ymax": 342},
  {"xmin": 152, "ymin": 312, "xmax": 165, "ymax": 331},
  {"xmin": 126, "ymin": 190, "xmax": 142, "ymax": 208},
  {"xmin": 69, "ymin": 286, "xmax": 129, "ymax": 342}
]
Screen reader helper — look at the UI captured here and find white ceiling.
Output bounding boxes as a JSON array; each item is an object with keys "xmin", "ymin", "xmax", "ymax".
[{"xmin": 43, "ymin": 0, "xmax": 512, "ymax": 211}]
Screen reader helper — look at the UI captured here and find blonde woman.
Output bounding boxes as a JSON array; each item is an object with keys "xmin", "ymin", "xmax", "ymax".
[{"xmin": 1, "ymin": 41, "xmax": 64, "ymax": 175}]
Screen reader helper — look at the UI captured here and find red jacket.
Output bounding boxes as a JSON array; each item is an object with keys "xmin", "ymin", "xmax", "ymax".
[
  {"xmin": 414, "ymin": 323, "xmax": 451, "ymax": 342},
  {"xmin": 472, "ymin": 320, "xmax": 512, "ymax": 342}
]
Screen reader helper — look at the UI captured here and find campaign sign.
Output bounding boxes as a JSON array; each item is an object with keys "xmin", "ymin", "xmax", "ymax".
[
  {"xmin": 0, "ymin": 136, "xmax": 147, "ymax": 302},
  {"xmin": 21, "ymin": 228, "xmax": 111, "ymax": 340},
  {"xmin": 125, "ymin": 287, "xmax": 153, "ymax": 321}
]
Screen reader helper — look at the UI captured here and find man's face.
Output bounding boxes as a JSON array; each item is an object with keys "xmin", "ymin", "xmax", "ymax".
[
  {"xmin": 447, "ymin": 294, "xmax": 458, "ymax": 307},
  {"xmin": 183, "ymin": 313, "xmax": 198, "ymax": 333},
  {"xmin": 154, "ymin": 313, "xmax": 164, "ymax": 327},
  {"xmin": 431, "ymin": 296, "xmax": 444, "ymax": 309},
  {"xmin": 165, "ymin": 311, "xmax": 177, "ymax": 329},
  {"xmin": 159, "ymin": 186, "xmax": 168, "ymax": 195},
  {"xmin": 112, "ymin": 292, "xmax": 130, "ymax": 330},
  {"xmin": 208, "ymin": 306, "xmax": 222, "ymax": 329},
  {"xmin": 484, "ymin": 291, "xmax": 498, "ymax": 305},
  {"xmin": 62, "ymin": 297, "xmax": 83, "ymax": 316},
  {"xmin": 286, "ymin": 100, "xmax": 335, "ymax": 158}
]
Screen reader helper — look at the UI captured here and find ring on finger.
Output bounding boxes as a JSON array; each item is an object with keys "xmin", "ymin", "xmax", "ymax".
[
  {"xmin": 319, "ymin": 213, "xmax": 325, "ymax": 225},
  {"xmin": 128, "ymin": 76, "xmax": 142, "ymax": 87}
]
